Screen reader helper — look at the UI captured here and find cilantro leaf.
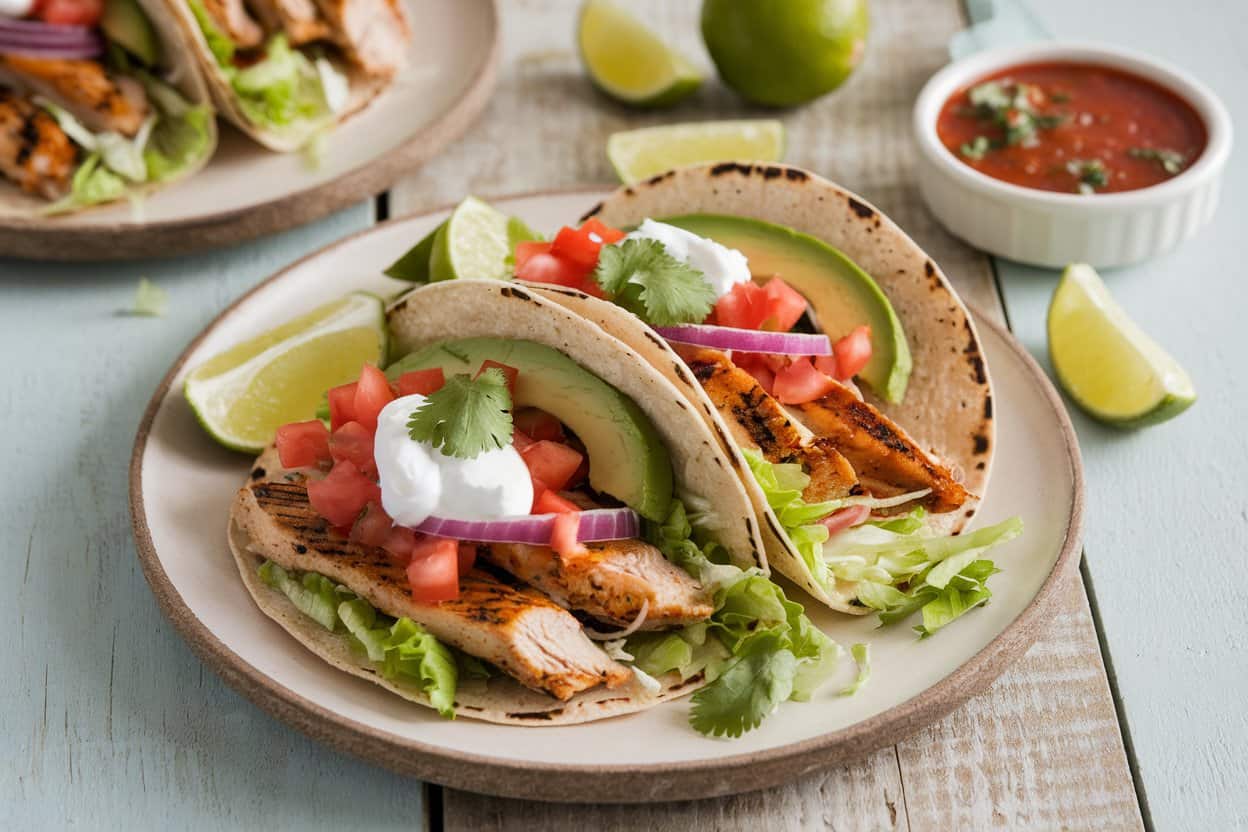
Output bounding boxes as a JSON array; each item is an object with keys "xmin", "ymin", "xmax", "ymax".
[
  {"xmin": 592, "ymin": 238, "xmax": 716, "ymax": 326},
  {"xmin": 406, "ymin": 368, "xmax": 512, "ymax": 458},
  {"xmin": 689, "ymin": 631, "xmax": 797, "ymax": 739}
]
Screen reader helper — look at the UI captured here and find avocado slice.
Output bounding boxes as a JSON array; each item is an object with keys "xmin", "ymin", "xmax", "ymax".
[
  {"xmin": 661, "ymin": 214, "xmax": 912, "ymax": 403},
  {"xmin": 101, "ymin": 0, "xmax": 162, "ymax": 66},
  {"xmin": 387, "ymin": 337, "xmax": 674, "ymax": 522}
]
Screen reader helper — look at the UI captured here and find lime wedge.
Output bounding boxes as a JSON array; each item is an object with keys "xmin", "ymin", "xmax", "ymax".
[
  {"xmin": 428, "ymin": 197, "xmax": 540, "ymax": 283},
  {"xmin": 1048, "ymin": 263, "xmax": 1195, "ymax": 428},
  {"xmin": 578, "ymin": 0, "xmax": 702, "ymax": 108},
  {"xmin": 184, "ymin": 292, "xmax": 387, "ymax": 452},
  {"xmin": 606, "ymin": 120, "xmax": 786, "ymax": 185}
]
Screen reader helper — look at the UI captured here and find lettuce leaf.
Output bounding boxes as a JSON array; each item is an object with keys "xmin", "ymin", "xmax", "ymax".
[
  {"xmin": 839, "ymin": 643, "xmax": 871, "ymax": 696},
  {"xmin": 187, "ymin": 0, "xmax": 235, "ymax": 65},
  {"xmin": 741, "ymin": 448, "xmax": 835, "ymax": 588},
  {"xmin": 258, "ymin": 560, "xmax": 352, "ymax": 631},
  {"xmin": 381, "ymin": 618, "xmax": 458, "ymax": 718},
  {"xmin": 139, "ymin": 74, "xmax": 213, "ymax": 183}
]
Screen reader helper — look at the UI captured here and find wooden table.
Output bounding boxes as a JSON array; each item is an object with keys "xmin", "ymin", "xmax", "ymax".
[{"xmin": 3, "ymin": 1, "xmax": 1241, "ymax": 829}]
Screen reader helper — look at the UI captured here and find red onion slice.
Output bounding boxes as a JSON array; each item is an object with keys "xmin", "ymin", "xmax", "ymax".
[
  {"xmin": 415, "ymin": 507, "xmax": 639, "ymax": 545},
  {"xmin": 0, "ymin": 20, "xmax": 104, "ymax": 59},
  {"xmin": 654, "ymin": 324, "xmax": 832, "ymax": 355}
]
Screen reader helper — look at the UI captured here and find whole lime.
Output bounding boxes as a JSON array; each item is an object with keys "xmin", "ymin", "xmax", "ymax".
[{"xmin": 701, "ymin": 0, "xmax": 869, "ymax": 107}]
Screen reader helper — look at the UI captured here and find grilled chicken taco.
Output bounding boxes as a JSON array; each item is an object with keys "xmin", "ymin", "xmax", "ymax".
[
  {"xmin": 168, "ymin": 0, "xmax": 408, "ymax": 151},
  {"xmin": 0, "ymin": 0, "xmax": 216, "ymax": 213},
  {"xmin": 225, "ymin": 279, "xmax": 847, "ymax": 735}
]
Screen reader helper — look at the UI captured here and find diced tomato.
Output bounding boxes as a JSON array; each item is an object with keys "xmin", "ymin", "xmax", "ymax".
[
  {"xmin": 327, "ymin": 382, "xmax": 358, "ymax": 431},
  {"xmin": 512, "ymin": 428, "xmax": 535, "ymax": 451},
  {"xmin": 565, "ymin": 453, "xmax": 589, "ymax": 489},
  {"xmin": 761, "ymin": 278, "xmax": 808, "ymax": 332},
  {"xmin": 396, "ymin": 368, "xmax": 445, "ymax": 397},
  {"xmin": 551, "ymin": 225, "xmax": 603, "ymax": 270},
  {"xmin": 813, "ymin": 354, "xmax": 840, "ymax": 379},
  {"xmin": 513, "ymin": 407, "xmax": 564, "ymax": 441},
  {"xmin": 475, "ymin": 360, "xmax": 518, "ymax": 397},
  {"xmin": 406, "ymin": 538, "xmax": 460, "ymax": 602},
  {"xmin": 820, "ymin": 504, "xmax": 871, "ymax": 535},
  {"xmin": 534, "ymin": 489, "xmax": 580, "ymax": 514},
  {"xmin": 712, "ymin": 281, "xmax": 768, "ymax": 329},
  {"xmin": 832, "ymin": 325, "xmax": 873, "ymax": 381},
  {"xmin": 352, "ymin": 365, "xmax": 394, "ymax": 431},
  {"xmin": 773, "ymin": 356, "xmax": 837, "ymax": 405},
  {"xmin": 350, "ymin": 502, "xmax": 393, "ymax": 548},
  {"xmin": 307, "ymin": 461, "xmax": 380, "ymax": 528},
  {"xmin": 513, "ymin": 241, "xmax": 604, "ymax": 297},
  {"xmin": 550, "ymin": 512, "xmax": 587, "ymax": 559},
  {"xmin": 328, "ymin": 421, "xmax": 376, "ymax": 478},
  {"xmin": 383, "ymin": 526, "xmax": 417, "ymax": 563},
  {"xmin": 521, "ymin": 440, "xmax": 583, "ymax": 492},
  {"xmin": 580, "ymin": 217, "xmax": 626, "ymax": 244},
  {"xmin": 514, "ymin": 240, "xmax": 552, "ymax": 273},
  {"xmin": 275, "ymin": 420, "xmax": 331, "ymax": 468},
  {"xmin": 732, "ymin": 352, "xmax": 775, "ymax": 394},
  {"xmin": 37, "ymin": 0, "xmax": 103, "ymax": 25},
  {"xmin": 457, "ymin": 542, "xmax": 478, "ymax": 573}
]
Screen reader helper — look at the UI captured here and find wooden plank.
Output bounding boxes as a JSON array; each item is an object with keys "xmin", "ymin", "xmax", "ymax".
[
  {"xmin": 0, "ymin": 204, "xmax": 438, "ymax": 829},
  {"xmin": 392, "ymin": 1, "xmax": 1143, "ymax": 827}
]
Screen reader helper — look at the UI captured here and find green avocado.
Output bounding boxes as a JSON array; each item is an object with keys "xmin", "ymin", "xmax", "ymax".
[
  {"xmin": 387, "ymin": 337, "xmax": 674, "ymax": 521},
  {"xmin": 661, "ymin": 214, "xmax": 912, "ymax": 403},
  {"xmin": 101, "ymin": 0, "xmax": 162, "ymax": 66}
]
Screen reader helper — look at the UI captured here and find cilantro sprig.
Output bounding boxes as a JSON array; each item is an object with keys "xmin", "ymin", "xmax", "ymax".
[
  {"xmin": 592, "ymin": 238, "xmax": 717, "ymax": 326},
  {"xmin": 406, "ymin": 368, "xmax": 512, "ymax": 458}
]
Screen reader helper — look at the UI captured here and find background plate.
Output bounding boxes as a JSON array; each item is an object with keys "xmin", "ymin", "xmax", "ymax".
[
  {"xmin": 0, "ymin": 0, "xmax": 498, "ymax": 261},
  {"xmin": 130, "ymin": 191, "xmax": 1084, "ymax": 802}
]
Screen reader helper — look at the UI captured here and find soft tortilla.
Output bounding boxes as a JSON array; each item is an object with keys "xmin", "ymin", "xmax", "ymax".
[{"xmin": 532, "ymin": 163, "xmax": 995, "ymax": 613}]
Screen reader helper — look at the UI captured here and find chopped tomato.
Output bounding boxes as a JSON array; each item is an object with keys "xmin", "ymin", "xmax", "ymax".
[
  {"xmin": 457, "ymin": 542, "xmax": 478, "ymax": 573},
  {"xmin": 820, "ymin": 504, "xmax": 871, "ymax": 535},
  {"xmin": 512, "ymin": 428, "xmax": 535, "ymax": 451},
  {"xmin": 580, "ymin": 217, "xmax": 626, "ymax": 244},
  {"xmin": 475, "ymin": 360, "xmax": 518, "ymax": 396},
  {"xmin": 773, "ymin": 356, "xmax": 837, "ymax": 404},
  {"xmin": 761, "ymin": 278, "xmax": 808, "ymax": 331},
  {"xmin": 275, "ymin": 420, "xmax": 331, "ymax": 468},
  {"xmin": 327, "ymin": 382, "xmax": 358, "ymax": 431},
  {"xmin": 832, "ymin": 326, "xmax": 873, "ymax": 381},
  {"xmin": 37, "ymin": 0, "xmax": 103, "ymax": 25},
  {"xmin": 353, "ymin": 365, "xmax": 394, "ymax": 431},
  {"xmin": 514, "ymin": 240, "xmax": 551, "ymax": 273},
  {"xmin": 734, "ymin": 352, "xmax": 776, "ymax": 395},
  {"xmin": 513, "ymin": 241, "xmax": 604, "ymax": 297},
  {"xmin": 383, "ymin": 526, "xmax": 417, "ymax": 563},
  {"xmin": 307, "ymin": 461, "xmax": 380, "ymax": 528},
  {"xmin": 396, "ymin": 368, "xmax": 445, "ymax": 397},
  {"xmin": 550, "ymin": 512, "xmax": 587, "ymax": 559},
  {"xmin": 534, "ymin": 489, "xmax": 580, "ymax": 514},
  {"xmin": 565, "ymin": 453, "xmax": 589, "ymax": 489},
  {"xmin": 514, "ymin": 407, "xmax": 564, "ymax": 441},
  {"xmin": 328, "ymin": 421, "xmax": 377, "ymax": 478},
  {"xmin": 813, "ymin": 354, "xmax": 840, "ymax": 379},
  {"xmin": 521, "ymin": 440, "xmax": 583, "ymax": 492},
  {"xmin": 712, "ymin": 281, "xmax": 768, "ymax": 329},
  {"xmin": 350, "ymin": 502, "xmax": 393, "ymax": 548},
  {"xmin": 551, "ymin": 225, "xmax": 604, "ymax": 270},
  {"xmin": 406, "ymin": 538, "xmax": 460, "ymax": 602}
]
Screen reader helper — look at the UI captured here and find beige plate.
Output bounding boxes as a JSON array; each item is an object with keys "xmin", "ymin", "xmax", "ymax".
[
  {"xmin": 129, "ymin": 190, "xmax": 1085, "ymax": 803},
  {"xmin": 0, "ymin": 0, "xmax": 498, "ymax": 261}
]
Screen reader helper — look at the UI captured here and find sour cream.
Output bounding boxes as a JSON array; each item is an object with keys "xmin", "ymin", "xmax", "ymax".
[
  {"xmin": 373, "ymin": 395, "xmax": 534, "ymax": 527},
  {"xmin": 0, "ymin": 0, "xmax": 36, "ymax": 18},
  {"xmin": 624, "ymin": 219, "xmax": 752, "ymax": 298}
]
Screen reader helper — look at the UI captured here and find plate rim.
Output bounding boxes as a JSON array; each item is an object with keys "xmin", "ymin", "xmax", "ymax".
[
  {"xmin": 128, "ymin": 189, "xmax": 1086, "ymax": 803},
  {"xmin": 0, "ymin": 0, "xmax": 500, "ymax": 262}
]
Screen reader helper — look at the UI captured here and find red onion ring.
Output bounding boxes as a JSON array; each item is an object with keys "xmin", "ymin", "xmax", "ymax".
[
  {"xmin": 0, "ymin": 20, "xmax": 104, "ymax": 59},
  {"xmin": 653, "ymin": 324, "xmax": 832, "ymax": 355},
  {"xmin": 415, "ymin": 507, "xmax": 639, "ymax": 545}
]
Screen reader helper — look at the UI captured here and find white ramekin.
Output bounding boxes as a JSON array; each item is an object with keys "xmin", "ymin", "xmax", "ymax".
[{"xmin": 913, "ymin": 42, "xmax": 1232, "ymax": 268}]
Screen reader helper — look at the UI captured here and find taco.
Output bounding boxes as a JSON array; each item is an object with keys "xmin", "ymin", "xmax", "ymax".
[
  {"xmin": 167, "ymin": 0, "xmax": 408, "ymax": 151},
  {"xmin": 225, "ymin": 279, "xmax": 845, "ymax": 736},
  {"xmin": 0, "ymin": 0, "xmax": 216, "ymax": 214}
]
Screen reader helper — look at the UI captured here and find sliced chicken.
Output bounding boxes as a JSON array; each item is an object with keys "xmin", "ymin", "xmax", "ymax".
[
  {"xmin": 676, "ymin": 345, "xmax": 859, "ymax": 503},
  {"xmin": 0, "ymin": 57, "xmax": 149, "ymax": 137},
  {"xmin": 0, "ymin": 91, "xmax": 75, "ymax": 199},
  {"xmin": 790, "ymin": 383, "xmax": 971, "ymax": 514},
  {"xmin": 246, "ymin": 0, "xmax": 332, "ymax": 46},
  {"xmin": 481, "ymin": 539, "xmax": 714, "ymax": 630},
  {"xmin": 200, "ymin": 0, "xmax": 265, "ymax": 48},
  {"xmin": 312, "ymin": 0, "xmax": 408, "ymax": 77},
  {"xmin": 233, "ymin": 479, "xmax": 631, "ymax": 701}
]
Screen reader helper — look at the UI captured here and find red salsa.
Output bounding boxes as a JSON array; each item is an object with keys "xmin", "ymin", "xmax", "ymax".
[{"xmin": 936, "ymin": 61, "xmax": 1207, "ymax": 194}]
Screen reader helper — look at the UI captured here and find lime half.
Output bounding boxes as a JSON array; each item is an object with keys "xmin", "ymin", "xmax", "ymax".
[
  {"xmin": 185, "ymin": 292, "xmax": 387, "ymax": 452},
  {"xmin": 578, "ymin": 0, "xmax": 702, "ymax": 108},
  {"xmin": 428, "ymin": 197, "xmax": 539, "ymax": 283},
  {"xmin": 1048, "ymin": 263, "xmax": 1195, "ymax": 428},
  {"xmin": 606, "ymin": 120, "xmax": 786, "ymax": 185}
]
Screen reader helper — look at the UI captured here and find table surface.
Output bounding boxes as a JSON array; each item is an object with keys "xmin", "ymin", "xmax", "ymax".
[{"xmin": 3, "ymin": 1, "xmax": 1243, "ymax": 829}]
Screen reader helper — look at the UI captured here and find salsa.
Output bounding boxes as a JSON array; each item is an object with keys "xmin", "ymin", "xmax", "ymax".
[{"xmin": 936, "ymin": 61, "xmax": 1207, "ymax": 195}]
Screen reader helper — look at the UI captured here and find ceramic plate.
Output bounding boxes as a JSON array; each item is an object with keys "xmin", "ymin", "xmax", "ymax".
[
  {"xmin": 0, "ymin": 0, "xmax": 498, "ymax": 261},
  {"xmin": 130, "ymin": 191, "xmax": 1084, "ymax": 802}
]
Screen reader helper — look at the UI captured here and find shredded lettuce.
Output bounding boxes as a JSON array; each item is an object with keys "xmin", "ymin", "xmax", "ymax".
[
  {"xmin": 840, "ymin": 643, "xmax": 871, "ymax": 696},
  {"xmin": 129, "ymin": 278, "xmax": 168, "ymax": 317},
  {"xmin": 742, "ymin": 448, "xmax": 837, "ymax": 588},
  {"xmin": 140, "ymin": 75, "xmax": 214, "ymax": 184},
  {"xmin": 381, "ymin": 618, "xmax": 458, "ymax": 718},
  {"xmin": 187, "ymin": 0, "xmax": 236, "ymax": 65}
]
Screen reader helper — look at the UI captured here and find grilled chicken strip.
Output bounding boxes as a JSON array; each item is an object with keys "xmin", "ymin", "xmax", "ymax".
[
  {"xmin": 233, "ymin": 478, "xmax": 631, "ymax": 701},
  {"xmin": 676, "ymin": 345, "xmax": 859, "ymax": 503},
  {"xmin": 0, "ymin": 56, "xmax": 149, "ymax": 137},
  {"xmin": 246, "ymin": 0, "xmax": 332, "ymax": 45},
  {"xmin": 0, "ymin": 91, "xmax": 75, "ymax": 199},
  {"xmin": 201, "ymin": 0, "xmax": 265, "ymax": 48},
  {"xmin": 481, "ymin": 540, "xmax": 714, "ymax": 630},
  {"xmin": 312, "ymin": 0, "xmax": 408, "ymax": 77},
  {"xmin": 790, "ymin": 383, "xmax": 971, "ymax": 514}
]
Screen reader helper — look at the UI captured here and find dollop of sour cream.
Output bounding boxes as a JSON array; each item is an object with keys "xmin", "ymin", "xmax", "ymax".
[
  {"xmin": 373, "ymin": 395, "xmax": 534, "ymax": 527},
  {"xmin": 624, "ymin": 219, "xmax": 752, "ymax": 298},
  {"xmin": 0, "ymin": 0, "xmax": 36, "ymax": 18}
]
